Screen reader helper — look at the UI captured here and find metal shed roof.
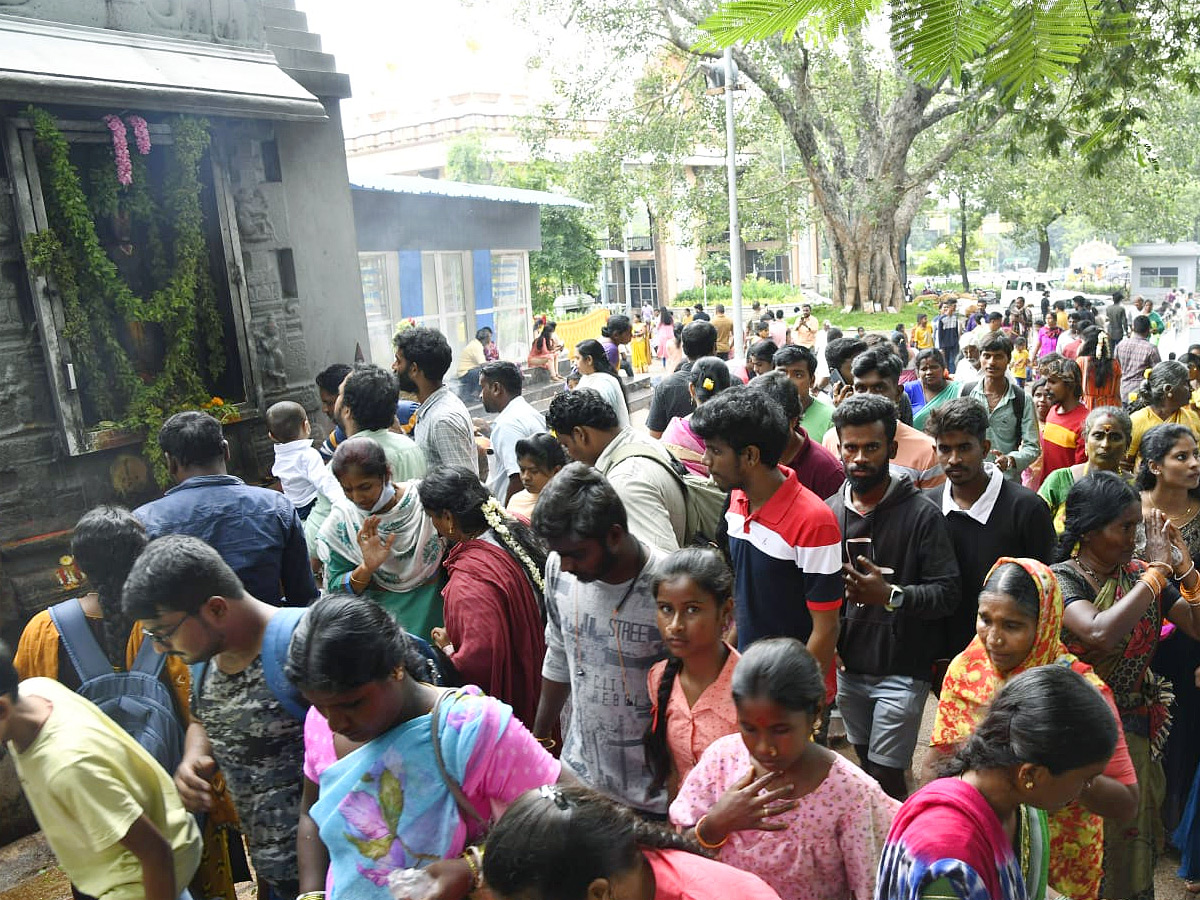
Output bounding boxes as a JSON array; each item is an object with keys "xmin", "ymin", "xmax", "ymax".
[{"xmin": 352, "ymin": 174, "xmax": 587, "ymax": 208}]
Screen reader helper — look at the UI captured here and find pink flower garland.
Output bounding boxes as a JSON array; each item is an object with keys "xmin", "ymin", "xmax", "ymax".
[
  {"xmin": 103, "ymin": 114, "xmax": 132, "ymax": 186},
  {"xmin": 127, "ymin": 115, "xmax": 151, "ymax": 156}
]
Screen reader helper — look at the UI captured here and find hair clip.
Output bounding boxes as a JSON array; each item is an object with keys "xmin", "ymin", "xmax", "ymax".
[{"xmin": 538, "ymin": 784, "xmax": 571, "ymax": 810}]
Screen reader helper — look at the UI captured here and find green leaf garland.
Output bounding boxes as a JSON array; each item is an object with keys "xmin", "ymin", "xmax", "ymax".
[{"xmin": 22, "ymin": 106, "xmax": 228, "ymax": 485}]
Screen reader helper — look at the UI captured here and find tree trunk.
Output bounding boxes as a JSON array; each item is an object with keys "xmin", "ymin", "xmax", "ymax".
[
  {"xmin": 826, "ymin": 214, "xmax": 906, "ymax": 312},
  {"xmin": 958, "ymin": 195, "xmax": 970, "ymax": 291},
  {"xmin": 1036, "ymin": 224, "xmax": 1052, "ymax": 272}
]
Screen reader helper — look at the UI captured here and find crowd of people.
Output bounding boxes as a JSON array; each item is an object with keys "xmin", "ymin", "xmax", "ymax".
[{"xmin": 8, "ymin": 291, "xmax": 1200, "ymax": 900}]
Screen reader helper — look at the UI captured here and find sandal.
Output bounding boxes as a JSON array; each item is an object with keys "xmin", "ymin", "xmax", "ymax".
[{"xmin": 1185, "ymin": 880, "xmax": 1200, "ymax": 894}]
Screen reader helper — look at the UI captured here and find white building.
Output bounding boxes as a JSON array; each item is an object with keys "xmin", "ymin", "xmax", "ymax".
[{"xmin": 1124, "ymin": 242, "xmax": 1200, "ymax": 300}]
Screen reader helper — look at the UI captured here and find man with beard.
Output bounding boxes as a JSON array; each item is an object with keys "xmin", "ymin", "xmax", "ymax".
[
  {"xmin": 825, "ymin": 394, "xmax": 958, "ymax": 800},
  {"xmin": 477, "ymin": 360, "xmax": 545, "ymax": 502},
  {"xmin": 530, "ymin": 463, "xmax": 668, "ymax": 815},
  {"xmin": 923, "ymin": 398, "xmax": 1054, "ymax": 662},
  {"xmin": 690, "ymin": 388, "xmax": 842, "ymax": 670},
  {"xmin": 393, "ymin": 326, "xmax": 477, "ymax": 472},
  {"xmin": 821, "ymin": 347, "xmax": 943, "ymax": 488}
]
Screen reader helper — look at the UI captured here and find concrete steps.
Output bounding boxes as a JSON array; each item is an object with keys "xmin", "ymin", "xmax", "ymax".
[{"xmin": 260, "ymin": 0, "xmax": 352, "ymax": 98}]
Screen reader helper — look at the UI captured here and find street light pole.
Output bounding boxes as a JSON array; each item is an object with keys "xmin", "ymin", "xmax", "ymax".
[{"xmin": 723, "ymin": 47, "xmax": 744, "ymax": 358}]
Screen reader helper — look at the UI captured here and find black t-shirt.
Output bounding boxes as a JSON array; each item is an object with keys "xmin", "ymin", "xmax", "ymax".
[{"xmin": 647, "ymin": 361, "xmax": 695, "ymax": 432}]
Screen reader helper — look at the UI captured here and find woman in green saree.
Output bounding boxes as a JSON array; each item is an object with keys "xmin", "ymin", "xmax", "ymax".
[
  {"xmin": 905, "ymin": 349, "xmax": 962, "ymax": 431},
  {"xmin": 318, "ymin": 437, "xmax": 445, "ymax": 641},
  {"xmin": 1038, "ymin": 406, "xmax": 1132, "ymax": 533}
]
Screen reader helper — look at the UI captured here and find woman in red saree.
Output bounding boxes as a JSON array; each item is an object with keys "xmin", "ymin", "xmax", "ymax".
[{"xmin": 417, "ymin": 466, "xmax": 548, "ymax": 728}]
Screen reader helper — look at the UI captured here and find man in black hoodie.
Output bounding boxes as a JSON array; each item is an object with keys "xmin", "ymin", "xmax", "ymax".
[{"xmin": 825, "ymin": 394, "xmax": 959, "ymax": 799}]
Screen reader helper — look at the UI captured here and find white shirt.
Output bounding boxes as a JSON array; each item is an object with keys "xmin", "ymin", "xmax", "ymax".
[
  {"xmin": 272, "ymin": 439, "xmax": 344, "ymax": 508},
  {"xmin": 940, "ymin": 463, "xmax": 1004, "ymax": 525},
  {"xmin": 486, "ymin": 396, "xmax": 546, "ymax": 501},
  {"xmin": 577, "ymin": 372, "xmax": 631, "ymax": 427}
]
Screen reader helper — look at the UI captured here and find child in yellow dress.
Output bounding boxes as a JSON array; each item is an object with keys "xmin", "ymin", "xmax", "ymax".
[
  {"xmin": 1011, "ymin": 337, "xmax": 1030, "ymax": 388},
  {"xmin": 631, "ymin": 314, "xmax": 652, "ymax": 374}
]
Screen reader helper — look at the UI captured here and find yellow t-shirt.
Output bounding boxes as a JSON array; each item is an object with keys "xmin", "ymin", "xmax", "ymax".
[
  {"xmin": 911, "ymin": 324, "xmax": 933, "ymax": 349},
  {"xmin": 1128, "ymin": 405, "xmax": 1200, "ymax": 466},
  {"xmin": 1011, "ymin": 349, "xmax": 1030, "ymax": 378},
  {"xmin": 456, "ymin": 339, "xmax": 487, "ymax": 376},
  {"xmin": 10, "ymin": 678, "xmax": 201, "ymax": 900}
]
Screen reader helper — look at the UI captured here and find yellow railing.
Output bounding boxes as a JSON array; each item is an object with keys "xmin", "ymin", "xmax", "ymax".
[{"xmin": 554, "ymin": 308, "xmax": 611, "ymax": 360}]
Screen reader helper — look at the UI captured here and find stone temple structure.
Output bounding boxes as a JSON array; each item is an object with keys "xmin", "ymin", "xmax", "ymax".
[{"xmin": 0, "ymin": 0, "xmax": 361, "ymax": 839}]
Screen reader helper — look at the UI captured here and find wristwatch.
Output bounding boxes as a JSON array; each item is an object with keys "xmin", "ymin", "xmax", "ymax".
[{"xmin": 884, "ymin": 584, "xmax": 905, "ymax": 612}]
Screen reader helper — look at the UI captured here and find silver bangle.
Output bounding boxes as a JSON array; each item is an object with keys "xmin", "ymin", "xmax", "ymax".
[{"xmin": 1178, "ymin": 561, "xmax": 1197, "ymax": 583}]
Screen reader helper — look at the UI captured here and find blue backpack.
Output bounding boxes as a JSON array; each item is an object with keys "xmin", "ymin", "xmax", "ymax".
[
  {"xmin": 49, "ymin": 599, "xmax": 186, "ymax": 774},
  {"xmin": 189, "ymin": 606, "xmax": 309, "ymax": 722}
]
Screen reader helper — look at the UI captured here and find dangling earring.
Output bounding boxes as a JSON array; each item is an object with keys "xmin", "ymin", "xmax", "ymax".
[{"xmin": 1024, "ymin": 780, "xmax": 1035, "ymax": 790}]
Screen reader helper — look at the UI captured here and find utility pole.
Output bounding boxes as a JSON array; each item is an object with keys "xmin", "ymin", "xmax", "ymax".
[{"xmin": 724, "ymin": 47, "xmax": 744, "ymax": 358}]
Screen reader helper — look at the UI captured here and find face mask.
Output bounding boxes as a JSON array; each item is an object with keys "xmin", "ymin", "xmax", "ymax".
[{"xmin": 369, "ymin": 480, "xmax": 396, "ymax": 514}]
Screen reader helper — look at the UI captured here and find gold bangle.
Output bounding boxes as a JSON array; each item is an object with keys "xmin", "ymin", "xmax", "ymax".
[
  {"xmin": 536, "ymin": 737, "xmax": 557, "ymax": 750},
  {"xmin": 297, "ymin": 893, "xmax": 326, "ymax": 900},
  {"xmin": 1140, "ymin": 571, "xmax": 1166, "ymax": 600},
  {"xmin": 348, "ymin": 569, "xmax": 369, "ymax": 588},
  {"xmin": 462, "ymin": 845, "xmax": 484, "ymax": 890},
  {"xmin": 695, "ymin": 814, "xmax": 728, "ymax": 850},
  {"xmin": 1182, "ymin": 579, "xmax": 1200, "ymax": 602}
]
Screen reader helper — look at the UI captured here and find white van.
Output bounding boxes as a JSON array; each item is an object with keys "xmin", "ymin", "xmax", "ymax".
[{"xmin": 999, "ymin": 273, "xmax": 1062, "ymax": 307}]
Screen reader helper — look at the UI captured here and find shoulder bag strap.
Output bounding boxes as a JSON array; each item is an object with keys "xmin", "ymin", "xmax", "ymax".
[
  {"xmin": 431, "ymin": 689, "xmax": 487, "ymax": 827},
  {"xmin": 129, "ymin": 632, "xmax": 167, "ymax": 678},
  {"xmin": 261, "ymin": 607, "xmax": 309, "ymax": 721},
  {"xmin": 48, "ymin": 599, "xmax": 112, "ymax": 681},
  {"xmin": 607, "ymin": 444, "xmax": 688, "ymax": 487}
]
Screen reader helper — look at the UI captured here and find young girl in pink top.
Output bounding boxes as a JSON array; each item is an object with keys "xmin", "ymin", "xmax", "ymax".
[
  {"xmin": 669, "ymin": 639, "xmax": 899, "ymax": 900},
  {"xmin": 644, "ymin": 548, "xmax": 740, "ymax": 798}
]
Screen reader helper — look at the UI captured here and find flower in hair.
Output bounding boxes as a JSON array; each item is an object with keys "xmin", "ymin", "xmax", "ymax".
[
  {"xmin": 481, "ymin": 497, "xmax": 544, "ymax": 591},
  {"xmin": 702, "ymin": 378, "xmax": 715, "ymax": 391}
]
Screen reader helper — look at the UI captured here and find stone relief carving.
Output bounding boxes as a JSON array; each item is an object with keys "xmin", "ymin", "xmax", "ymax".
[
  {"xmin": 254, "ymin": 314, "xmax": 288, "ymax": 391},
  {"xmin": 144, "ymin": 0, "xmax": 185, "ymax": 29},
  {"xmin": 234, "ymin": 188, "xmax": 277, "ymax": 245},
  {"xmin": 4, "ymin": 0, "xmax": 259, "ymax": 45}
]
